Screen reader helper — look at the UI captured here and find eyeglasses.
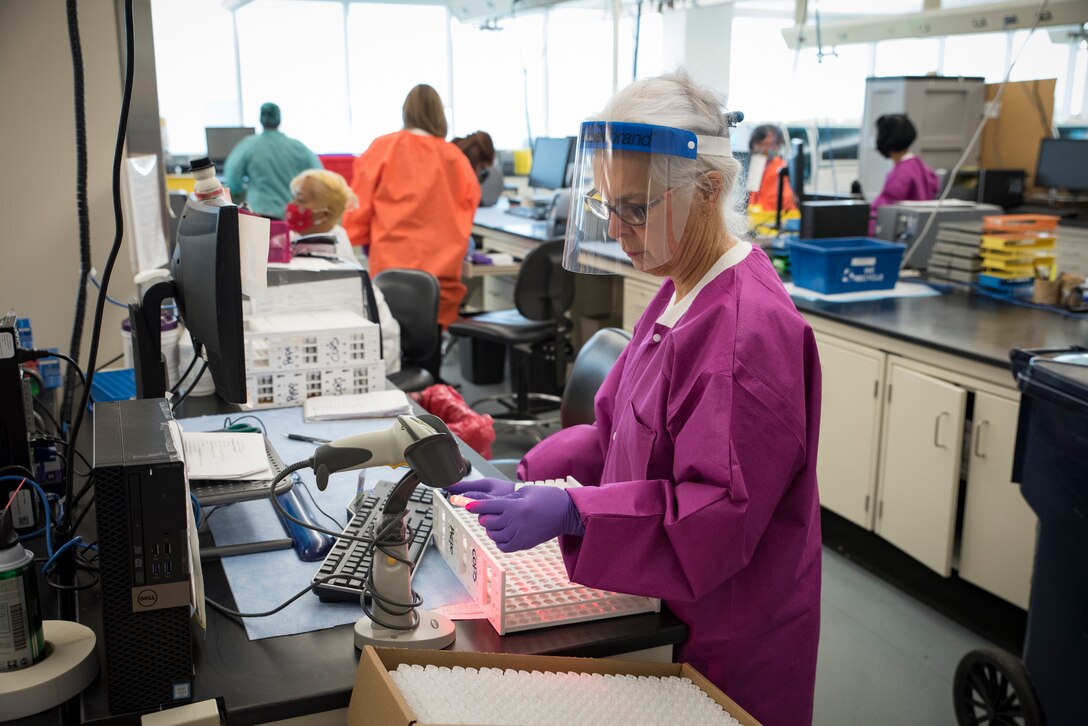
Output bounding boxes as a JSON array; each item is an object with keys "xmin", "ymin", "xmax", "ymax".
[
  {"xmin": 583, "ymin": 189, "xmax": 669, "ymax": 227},
  {"xmin": 477, "ymin": 167, "xmax": 491, "ymax": 183}
]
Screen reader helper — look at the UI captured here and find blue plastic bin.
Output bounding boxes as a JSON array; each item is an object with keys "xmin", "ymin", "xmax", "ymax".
[{"xmin": 788, "ymin": 237, "xmax": 904, "ymax": 294}]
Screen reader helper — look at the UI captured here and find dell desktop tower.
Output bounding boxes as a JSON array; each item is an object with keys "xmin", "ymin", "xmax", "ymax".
[{"xmin": 93, "ymin": 398, "xmax": 194, "ymax": 714}]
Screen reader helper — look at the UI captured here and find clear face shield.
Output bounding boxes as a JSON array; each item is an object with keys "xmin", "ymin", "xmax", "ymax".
[{"xmin": 562, "ymin": 121, "xmax": 733, "ymax": 274}]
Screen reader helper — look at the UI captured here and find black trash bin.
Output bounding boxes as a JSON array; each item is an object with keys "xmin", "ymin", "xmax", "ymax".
[
  {"xmin": 954, "ymin": 347, "xmax": 1088, "ymax": 726},
  {"xmin": 1011, "ymin": 349, "xmax": 1088, "ymax": 726}
]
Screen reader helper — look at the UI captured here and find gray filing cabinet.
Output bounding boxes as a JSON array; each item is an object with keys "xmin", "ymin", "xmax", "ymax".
[{"xmin": 858, "ymin": 76, "xmax": 985, "ymax": 202}]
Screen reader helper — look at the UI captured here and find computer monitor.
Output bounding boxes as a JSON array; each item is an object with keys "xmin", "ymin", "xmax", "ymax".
[
  {"xmin": 1034, "ymin": 138, "xmax": 1088, "ymax": 192},
  {"xmin": 205, "ymin": 126, "xmax": 255, "ymax": 167},
  {"xmin": 129, "ymin": 198, "xmax": 247, "ymax": 403},
  {"xmin": 528, "ymin": 136, "xmax": 575, "ymax": 191}
]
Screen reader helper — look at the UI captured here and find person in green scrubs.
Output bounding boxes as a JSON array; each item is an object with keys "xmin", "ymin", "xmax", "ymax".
[{"xmin": 224, "ymin": 102, "xmax": 322, "ymax": 219}]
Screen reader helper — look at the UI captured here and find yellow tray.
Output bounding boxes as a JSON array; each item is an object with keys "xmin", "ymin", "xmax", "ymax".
[{"xmin": 980, "ymin": 235, "xmax": 1056, "ymax": 252}]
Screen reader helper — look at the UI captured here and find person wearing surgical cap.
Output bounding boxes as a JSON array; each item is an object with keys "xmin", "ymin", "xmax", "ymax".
[
  {"xmin": 448, "ymin": 71, "xmax": 822, "ymax": 726},
  {"xmin": 224, "ymin": 102, "xmax": 322, "ymax": 219}
]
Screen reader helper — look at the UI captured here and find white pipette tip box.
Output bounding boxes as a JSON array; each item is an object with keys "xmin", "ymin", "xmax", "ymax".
[{"xmin": 432, "ymin": 476, "xmax": 660, "ymax": 635}]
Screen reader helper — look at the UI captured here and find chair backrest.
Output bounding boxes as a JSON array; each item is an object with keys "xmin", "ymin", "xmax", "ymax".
[
  {"xmin": 514, "ymin": 239, "xmax": 576, "ymax": 322},
  {"xmin": 373, "ymin": 268, "xmax": 440, "ymax": 364},
  {"xmin": 560, "ymin": 327, "xmax": 632, "ymax": 428}
]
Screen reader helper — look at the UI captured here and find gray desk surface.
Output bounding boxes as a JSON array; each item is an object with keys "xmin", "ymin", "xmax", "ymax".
[
  {"xmin": 592, "ymin": 246, "xmax": 1088, "ymax": 370},
  {"xmin": 792, "ymin": 290, "xmax": 1088, "ymax": 370},
  {"xmin": 473, "ymin": 201, "xmax": 563, "ymax": 242}
]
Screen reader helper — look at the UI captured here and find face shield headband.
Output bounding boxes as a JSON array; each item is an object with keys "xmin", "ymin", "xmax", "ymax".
[{"xmin": 562, "ymin": 120, "xmax": 734, "ymax": 275}]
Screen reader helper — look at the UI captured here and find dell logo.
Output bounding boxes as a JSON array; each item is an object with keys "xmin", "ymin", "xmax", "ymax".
[{"xmin": 137, "ymin": 589, "xmax": 159, "ymax": 608}]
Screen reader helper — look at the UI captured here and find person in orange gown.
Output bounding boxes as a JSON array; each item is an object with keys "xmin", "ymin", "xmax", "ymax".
[
  {"xmin": 344, "ymin": 85, "xmax": 480, "ymax": 328},
  {"xmin": 747, "ymin": 124, "xmax": 795, "ymax": 213}
]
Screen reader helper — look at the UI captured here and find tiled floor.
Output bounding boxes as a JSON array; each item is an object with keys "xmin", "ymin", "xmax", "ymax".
[{"xmin": 439, "ymin": 341, "xmax": 997, "ymax": 726}]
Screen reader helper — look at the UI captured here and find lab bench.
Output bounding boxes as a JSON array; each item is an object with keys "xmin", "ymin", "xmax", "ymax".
[{"xmin": 12, "ymin": 396, "xmax": 687, "ymax": 726}]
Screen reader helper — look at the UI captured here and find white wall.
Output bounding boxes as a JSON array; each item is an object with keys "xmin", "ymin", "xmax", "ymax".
[{"xmin": 0, "ymin": 0, "xmax": 132, "ymax": 365}]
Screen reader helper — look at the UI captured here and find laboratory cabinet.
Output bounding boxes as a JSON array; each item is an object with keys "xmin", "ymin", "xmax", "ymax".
[
  {"xmin": 876, "ymin": 359, "xmax": 967, "ymax": 576},
  {"xmin": 957, "ymin": 391, "xmax": 1036, "ymax": 609},
  {"xmin": 813, "ymin": 332, "xmax": 885, "ymax": 529},
  {"xmin": 811, "ymin": 329, "xmax": 1036, "ymax": 606}
]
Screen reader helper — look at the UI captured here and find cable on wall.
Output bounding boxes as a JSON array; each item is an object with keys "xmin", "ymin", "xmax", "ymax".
[{"xmin": 62, "ymin": 0, "xmax": 92, "ymax": 431}]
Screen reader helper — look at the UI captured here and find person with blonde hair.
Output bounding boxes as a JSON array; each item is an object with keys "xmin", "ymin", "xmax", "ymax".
[
  {"xmin": 344, "ymin": 84, "xmax": 479, "ymax": 328},
  {"xmin": 287, "ymin": 168, "xmax": 401, "ymax": 374},
  {"xmin": 449, "ymin": 71, "xmax": 822, "ymax": 726}
]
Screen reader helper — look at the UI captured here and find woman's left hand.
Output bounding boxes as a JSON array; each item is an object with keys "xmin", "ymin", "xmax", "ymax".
[{"xmin": 466, "ymin": 485, "xmax": 584, "ymax": 552}]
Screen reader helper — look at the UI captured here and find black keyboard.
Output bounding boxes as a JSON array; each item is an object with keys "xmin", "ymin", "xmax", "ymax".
[
  {"xmin": 312, "ymin": 480, "xmax": 434, "ymax": 603},
  {"xmin": 505, "ymin": 205, "xmax": 548, "ymax": 220},
  {"xmin": 190, "ymin": 436, "xmax": 290, "ymax": 505}
]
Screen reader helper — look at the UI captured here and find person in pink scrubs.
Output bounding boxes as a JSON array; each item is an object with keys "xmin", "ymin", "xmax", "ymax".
[
  {"xmin": 448, "ymin": 72, "xmax": 822, "ymax": 726},
  {"xmin": 869, "ymin": 113, "xmax": 940, "ymax": 232}
]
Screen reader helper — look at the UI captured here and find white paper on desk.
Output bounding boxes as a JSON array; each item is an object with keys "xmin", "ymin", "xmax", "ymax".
[
  {"xmin": 181, "ymin": 432, "xmax": 273, "ymax": 480},
  {"xmin": 434, "ymin": 601, "xmax": 489, "ymax": 620},
  {"xmin": 238, "ymin": 214, "xmax": 269, "ymax": 297},
  {"xmin": 168, "ymin": 421, "xmax": 206, "ymax": 633},
  {"xmin": 122, "ymin": 154, "xmax": 170, "ymax": 276},
  {"xmin": 303, "ymin": 390, "xmax": 412, "ymax": 421},
  {"xmin": 249, "ymin": 278, "xmax": 364, "ymax": 317}
]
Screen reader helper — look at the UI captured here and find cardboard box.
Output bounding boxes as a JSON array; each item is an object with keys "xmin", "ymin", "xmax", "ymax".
[{"xmin": 349, "ymin": 646, "xmax": 761, "ymax": 726}]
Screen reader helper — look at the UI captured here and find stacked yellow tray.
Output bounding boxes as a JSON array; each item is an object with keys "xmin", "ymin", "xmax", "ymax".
[{"xmin": 979, "ymin": 215, "xmax": 1059, "ymax": 281}]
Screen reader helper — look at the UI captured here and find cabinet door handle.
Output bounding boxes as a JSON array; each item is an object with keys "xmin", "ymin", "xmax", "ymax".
[
  {"xmin": 974, "ymin": 420, "xmax": 989, "ymax": 459},
  {"xmin": 934, "ymin": 412, "xmax": 950, "ymax": 448}
]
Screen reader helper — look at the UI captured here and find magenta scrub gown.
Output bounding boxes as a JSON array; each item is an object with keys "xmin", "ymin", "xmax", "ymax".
[
  {"xmin": 869, "ymin": 155, "xmax": 940, "ymax": 232},
  {"xmin": 518, "ymin": 243, "xmax": 822, "ymax": 726}
]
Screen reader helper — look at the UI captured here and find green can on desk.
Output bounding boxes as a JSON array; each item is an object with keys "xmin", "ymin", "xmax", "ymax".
[{"xmin": 0, "ymin": 515, "xmax": 46, "ymax": 672}]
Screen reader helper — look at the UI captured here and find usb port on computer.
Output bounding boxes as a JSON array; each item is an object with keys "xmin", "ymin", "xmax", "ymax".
[
  {"xmin": 163, "ymin": 542, "xmax": 171, "ymax": 555},
  {"xmin": 164, "ymin": 560, "xmax": 172, "ymax": 576},
  {"xmin": 152, "ymin": 562, "xmax": 160, "ymax": 577}
]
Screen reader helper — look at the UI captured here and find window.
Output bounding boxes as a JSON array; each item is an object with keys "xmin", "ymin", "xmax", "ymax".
[
  {"xmin": 235, "ymin": 1, "xmax": 352, "ymax": 154},
  {"xmin": 151, "ymin": 0, "xmax": 239, "ymax": 154},
  {"xmin": 728, "ymin": 17, "xmax": 796, "ymax": 124},
  {"xmin": 347, "ymin": 4, "xmax": 451, "ymax": 153},
  {"xmin": 546, "ymin": 6, "xmax": 616, "ymax": 137},
  {"xmin": 942, "ymin": 32, "xmax": 1009, "ymax": 82},
  {"xmin": 450, "ymin": 13, "xmax": 545, "ymax": 150},
  {"xmin": 616, "ymin": 7, "xmax": 665, "ymax": 85},
  {"xmin": 874, "ymin": 37, "xmax": 940, "ymax": 77}
]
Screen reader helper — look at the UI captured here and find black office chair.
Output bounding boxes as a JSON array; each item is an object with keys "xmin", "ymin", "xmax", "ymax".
[
  {"xmin": 449, "ymin": 239, "xmax": 575, "ymax": 426},
  {"xmin": 373, "ymin": 269, "xmax": 441, "ymax": 393},
  {"xmin": 491, "ymin": 326, "xmax": 632, "ymax": 478}
]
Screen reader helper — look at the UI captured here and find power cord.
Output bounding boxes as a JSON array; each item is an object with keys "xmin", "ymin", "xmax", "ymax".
[
  {"xmin": 60, "ymin": 0, "xmax": 136, "ymax": 558},
  {"xmin": 171, "ymin": 361, "xmax": 208, "ymax": 410},
  {"xmin": 19, "ymin": 348, "xmax": 86, "ymax": 387},
  {"xmin": 205, "ymin": 459, "xmax": 422, "ymax": 626},
  {"xmin": 61, "ymin": 0, "xmax": 92, "ymax": 430}
]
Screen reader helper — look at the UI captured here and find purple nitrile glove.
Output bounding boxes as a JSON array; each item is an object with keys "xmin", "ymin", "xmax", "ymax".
[
  {"xmin": 445, "ymin": 477, "xmax": 515, "ymax": 500},
  {"xmin": 465, "ymin": 485, "xmax": 584, "ymax": 553}
]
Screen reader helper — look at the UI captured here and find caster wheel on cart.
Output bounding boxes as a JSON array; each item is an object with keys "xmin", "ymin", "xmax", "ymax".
[{"xmin": 954, "ymin": 649, "xmax": 1043, "ymax": 726}]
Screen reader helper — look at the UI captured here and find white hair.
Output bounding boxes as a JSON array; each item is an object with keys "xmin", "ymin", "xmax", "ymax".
[{"xmin": 598, "ymin": 70, "xmax": 748, "ymax": 240}]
